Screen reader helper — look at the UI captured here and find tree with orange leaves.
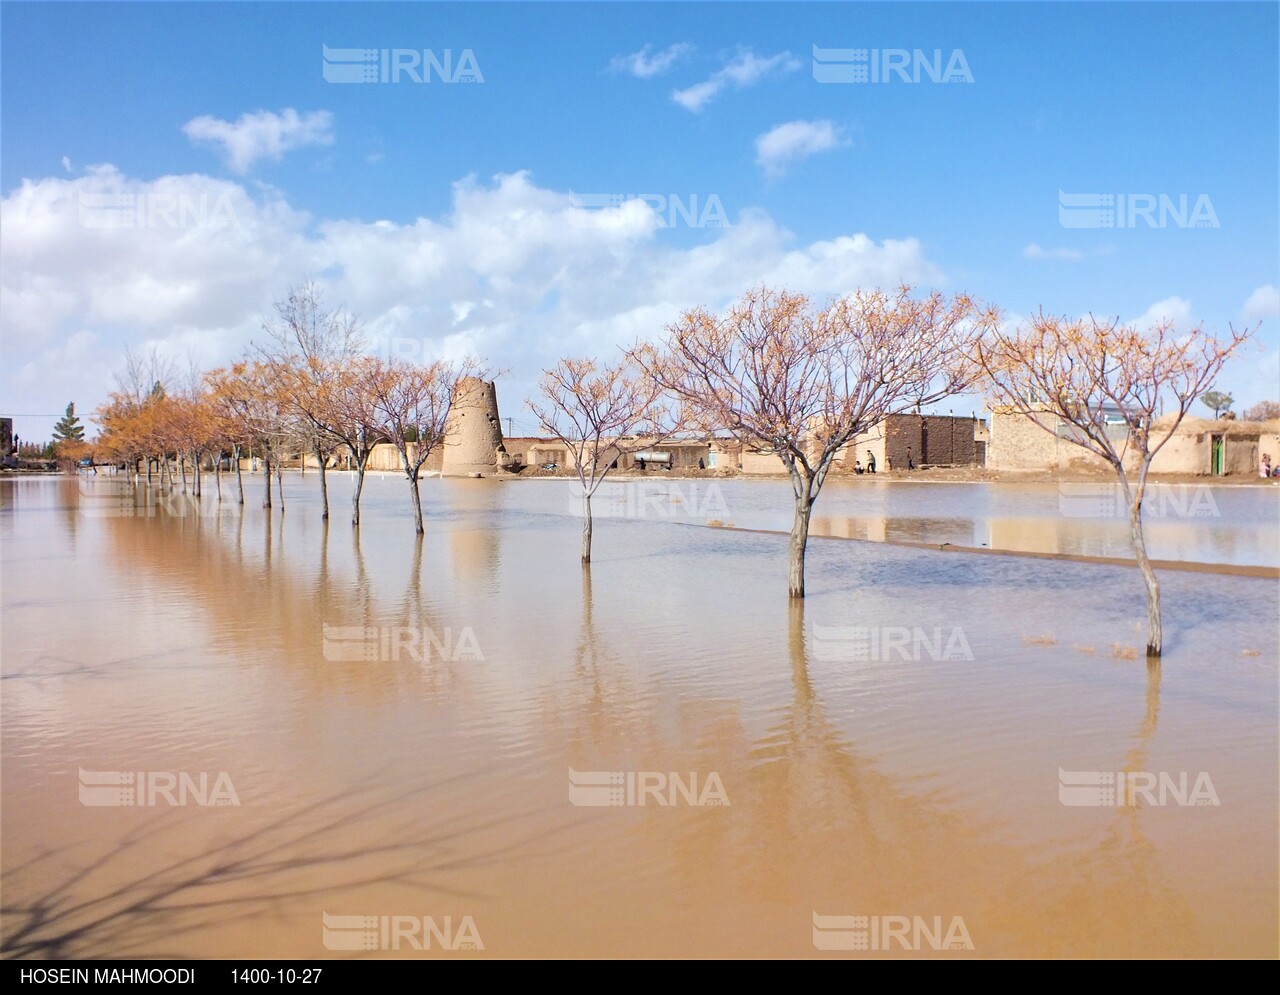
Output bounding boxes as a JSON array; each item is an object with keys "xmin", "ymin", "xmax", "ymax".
[
  {"xmin": 977, "ymin": 312, "xmax": 1252, "ymax": 658},
  {"xmin": 204, "ymin": 361, "xmax": 290, "ymax": 510}
]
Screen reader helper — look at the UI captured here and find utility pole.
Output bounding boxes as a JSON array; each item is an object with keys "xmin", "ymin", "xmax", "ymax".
[{"xmin": 507, "ymin": 417, "xmax": 514, "ymax": 437}]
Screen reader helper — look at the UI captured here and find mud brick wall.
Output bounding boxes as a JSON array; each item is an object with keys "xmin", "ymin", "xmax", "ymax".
[{"xmin": 885, "ymin": 415, "xmax": 983, "ymax": 468}]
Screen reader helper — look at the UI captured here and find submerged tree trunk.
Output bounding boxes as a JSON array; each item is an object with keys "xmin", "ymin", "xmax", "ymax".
[
  {"xmin": 234, "ymin": 446, "xmax": 245, "ymax": 505},
  {"xmin": 180, "ymin": 456, "xmax": 188, "ymax": 494},
  {"xmin": 352, "ymin": 458, "xmax": 368, "ymax": 526},
  {"xmin": 581, "ymin": 489, "xmax": 593, "ymax": 563},
  {"xmin": 406, "ymin": 456, "xmax": 425, "ymax": 535},
  {"xmin": 317, "ymin": 446, "xmax": 330, "ymax": 520},
  {"xmin": 215, "ymin": 451, "xmax": 222, "ymax": 502},
  {"xmin": 787, "ymin": 466, "xmax": 816, "ymax": 599},
  {"xmin": 263, "ymin": 457, "xmax": 272, "ymax": 509},
  {"xmin": 193, "ymin": 452, "xmax": 202, "ymax": 498},
  {"xmin": 1127, "ymin": 489, "xmax": 1162, "ymax": 658},
  {"xmin": 276, "ymin": 461, "xmax": 285, "ymax": 511},
  {"xmin": 789, "ymin": 492, "xmax": 811, "ymax": 598}
]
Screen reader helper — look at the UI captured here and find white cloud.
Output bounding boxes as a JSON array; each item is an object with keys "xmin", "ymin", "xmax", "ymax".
[
  {"xmin": 1241, "ymin": 283, "xmax": 1280, "ymax": 324},
  {"xmin": 1022, "ymin": 243, "xmax": 1084, "ymax": 262},
  {"xmin": 61, "ymin": 156, "xmax": 73, "ymax": 174},
  {"xmin": 0, "ymin": 166, "xmax": 943, "ymax": 440},
  {"xmin": 609, "ymin": 43, "xmax": 692, "ymax": 78},
  {"xmin": 182, "ymin": 108, "xmax": 334, "ymax": 174},
  {"xmin": 1129, "ymin": 296, "xmax": 1193, "ymax": 329},
  {"xmin": 754, "ymin": 120, "xmax": 846, "ymax": 177},
  {"xmin": 672, "ymin": 49, "xmax": 799, "ymax": 112}
]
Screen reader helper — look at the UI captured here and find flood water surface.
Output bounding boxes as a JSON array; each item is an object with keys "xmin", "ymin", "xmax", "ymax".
[{"xmin": 2, "ymin": 474, "xmax": 1276, "ymax": 958}]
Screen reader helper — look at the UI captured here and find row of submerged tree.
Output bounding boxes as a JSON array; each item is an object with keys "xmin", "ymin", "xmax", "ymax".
[
  {"xmin": 88, "ymin": 281, "xmax": 1252, "ymax": 658},
  {"xmin": 91, "ymin": 282, "xmax": 486, "ymax": 535}
]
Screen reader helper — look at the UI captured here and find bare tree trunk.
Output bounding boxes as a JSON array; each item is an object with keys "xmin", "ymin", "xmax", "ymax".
[
  {"xmin": 215, "ymin": 452, "xmax": 222, "ymax": 502},
  {"xmin": 316, "ymin": 445, "xmax": 330, "ymax": 520},
  {"xmin": 581, "ymin": 490, "xmax": 593, "ymax": 563},
  {"xmin": 146, "ymin": 457, "xmax": 152, "ymax": 485},
  {"xmin": 193, "ymin": 452, "xmax": 202, "ymax": 498},
  {"xmin": 180, "ymin": 455, "xmax": 188, "ymax": 494},
  {"xmin": 407, "ymin": 458, "xmax": 425, "ymax": 535},
  {"xmin": 787, "ymin": 466, "xmax": 815, "ymax": 599},
  {"xmin": 789, "ymin": 490, "xmax": 811, "ymax": 598},
  {"xmin": 352, "ymin": 458, "xmax": 368, "ymax": 526},
  {"xmin": 276, "ymin": 462, "xmax": 285, "ymax": 511},
  {"xmin": 1128, "ymin": 493, "xmax": 1162, "ymax": 658},
  {"xmin": 263, "ymin": 457, "xmax": 272, "ymax": 509},
  {"xmin": 234, "ymin": 445, "xmax": 244, "ymax": 505},
  {"xmin": 1117, "ymin": 464, "xmax": 1162, "ymax": 658}
]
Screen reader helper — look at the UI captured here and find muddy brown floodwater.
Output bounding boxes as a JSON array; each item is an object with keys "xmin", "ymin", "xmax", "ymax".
[{"xmin": 2, "ymin": 474, "xmax": 1276, "ymax": 958}]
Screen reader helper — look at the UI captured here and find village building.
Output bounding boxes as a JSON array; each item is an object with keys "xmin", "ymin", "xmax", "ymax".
[{"xmin": 987, "ymin": 406, "xmax": 1279, "ymax": 476}]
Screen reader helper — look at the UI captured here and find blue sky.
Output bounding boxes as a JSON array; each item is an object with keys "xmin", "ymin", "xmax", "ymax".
[{"xmin": 2, "ymin": 1, "xmax": 1277, "ymax": 441}]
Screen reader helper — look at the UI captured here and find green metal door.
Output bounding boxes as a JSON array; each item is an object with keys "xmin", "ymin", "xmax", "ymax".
[{"xmin": 1211, "ymin": 435, "xmax": 1225, "ymax": 475}]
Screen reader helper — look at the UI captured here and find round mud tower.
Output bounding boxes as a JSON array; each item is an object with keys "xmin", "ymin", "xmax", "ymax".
[{"xmin": 442, "ymin": 377, "xmax": 508, "ymax": 476}]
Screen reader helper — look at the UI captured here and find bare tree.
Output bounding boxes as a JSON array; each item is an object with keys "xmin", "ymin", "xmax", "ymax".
[
  {"xmin": 326, "ymin": 357, "xmax": 386, "ymax": 527},
  {"xmin": 634, "ymin": 285, "xmax": 998, "ymax": 597},
  {"xmin": 367, "ymin": 358, "xmax": 483, "ymax": 534},
  {"xmin": 1241, "ymin": 400, "xmax": 1280, "ymax": 422},
  {"xmin": 116, "ymin": 345, "xmax": 177, "ymax": 407},
  {"xmin": 258, "ymin": 280, "xmax": 363, "ymax": 520},
  {"xmin": 530, "ymin": 354, "xmax": 682, "ymax": 563},
  {"xmin": 977, "ymin": 311, "xmax": 1252, "ymax": 657}
]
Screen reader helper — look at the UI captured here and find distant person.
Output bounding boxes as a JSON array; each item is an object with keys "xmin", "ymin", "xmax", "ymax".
[
  {"xmin": 906, "ymin": 446, "xmax": 914, "ymax": 470},
  {"xmin": 854, "ymin": 460, "xmax": 864, "ymax": 475},
  {"xmin": 637, "ymin": 457, "xmax": 645, "ymax": 472},
  {"xmin": 698, "ymin": 457, "xmax": 705, "ymax": 470},
  {"xmin": 867, "ymin": 451, "xmax": 876, "ymax": 474},
  {"xmin": 1261, "ymin": 453, "xmax": 1272, "ymax": 479}
]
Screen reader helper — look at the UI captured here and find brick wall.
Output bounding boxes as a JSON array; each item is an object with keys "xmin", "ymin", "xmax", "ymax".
[{"xmin": 884, "ymin": 415, "xmax": 984, "ymax": 468}]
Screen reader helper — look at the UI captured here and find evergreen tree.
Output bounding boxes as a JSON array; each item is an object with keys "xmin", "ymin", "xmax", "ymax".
[{"xmin": 52, "ymin": 403, "xmax": 85, "ymax": 443}]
